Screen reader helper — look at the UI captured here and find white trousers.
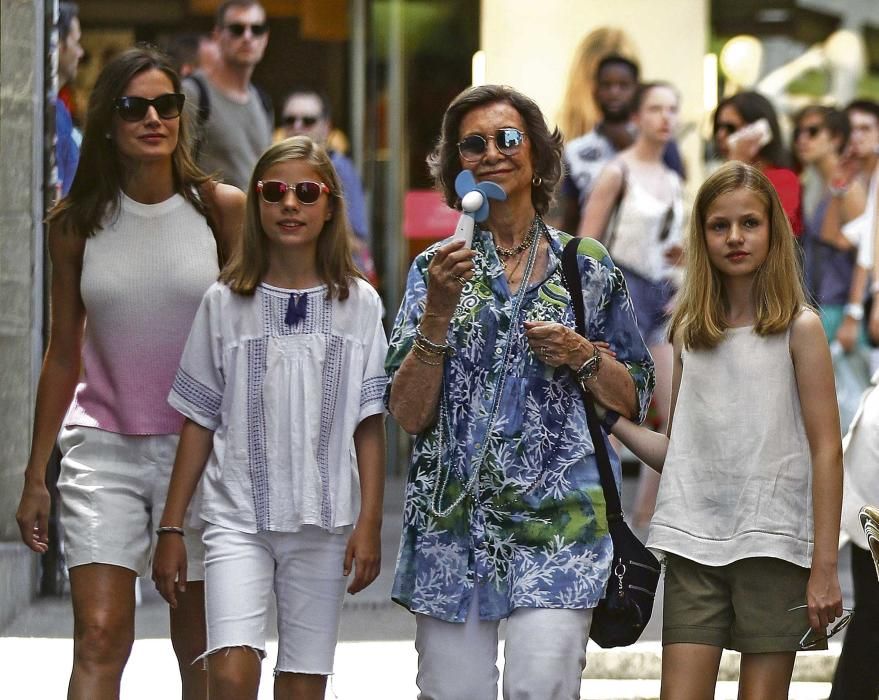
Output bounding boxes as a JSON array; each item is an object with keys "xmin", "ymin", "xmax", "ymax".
[{"xmin": 415, "ymin": 590, "xmax": 593, "ymax": 700}]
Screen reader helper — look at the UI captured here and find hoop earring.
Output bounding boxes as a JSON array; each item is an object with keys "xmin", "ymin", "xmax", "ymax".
[{"xmin": 531, "ymin": 174, "xmax": 543, "ymax": 187}]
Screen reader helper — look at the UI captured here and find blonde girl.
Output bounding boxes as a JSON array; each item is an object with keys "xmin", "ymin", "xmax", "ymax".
[
  {"xmin": 612, "ymin": 161, "xmax": 844, "ymax": 699},
  {"xmin": 153, "ymin": 136, "xmax": 387, "ymax": 700}
]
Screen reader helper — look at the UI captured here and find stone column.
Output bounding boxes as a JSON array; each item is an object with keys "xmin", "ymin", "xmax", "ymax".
[{"xmin": 0, "ymin": 0, "xmax": 46, "ymax": 630}]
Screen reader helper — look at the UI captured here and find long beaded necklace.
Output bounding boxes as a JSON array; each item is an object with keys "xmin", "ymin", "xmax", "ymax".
[{"xmin": 429, "ymin": 215, "xmax": 544, "ymax": 518}]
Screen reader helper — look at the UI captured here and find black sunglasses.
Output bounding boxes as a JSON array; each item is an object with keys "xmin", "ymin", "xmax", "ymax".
[
  {"xmin": 794, "ymin": 124, "xmax": 824, "ymax": 140},
  {"xmin": 282, "ymin": 114, "xmax": 320, "ymax": 128},
  {"xmin": 457, "ymin": 128, "xmax": 527, "ymax": 162},
  {"xmin": 225, "ymin": 22, "xmax": 268, "ymax": 37},
  {"xmin": 714, "ymin": 121, "xmax": 739, "ymax": 136},
  {"xmin": 257, "ymin": 180, "xmax": 330, "ymax": 205},
  {"xmin": 114, "ymin": 93, "xmax": 185, "ymax": 122}
]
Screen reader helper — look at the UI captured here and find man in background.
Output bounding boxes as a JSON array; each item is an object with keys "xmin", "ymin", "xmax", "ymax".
[
  {"xmin": 56, "ymin": 1, "xmax": 84, "ymax": 196},
  {"xmin": 555, "ymin": 54, "xmax": 685, "ymax": 235},
  {"xmin": 183, "ymin": 0, "xmax": 272, "ymax": 190},
  {"xmin": 281, "ymin": 88, "xmax": 376, "ymax": 283}
]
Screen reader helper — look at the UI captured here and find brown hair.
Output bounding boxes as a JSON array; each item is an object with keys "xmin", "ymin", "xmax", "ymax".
[
  {"xmin": 427, "ymin": 84, "xmax": 562, "ymax": 216},
  {"xmin": 668, "ymin": 161, "xmax": 808, "ymax": 349},
  {"xmin": 47, "ymin": 46, "xmax": 210, "ymax": 239},
  {"xmin": 220, "ymin": 136, "xmax": 362, "ymax": 299}
]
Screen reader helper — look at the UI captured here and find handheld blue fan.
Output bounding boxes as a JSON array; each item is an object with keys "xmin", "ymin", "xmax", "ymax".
[{"xmin": 452, "ymin": 170, "xmax": 506, "ymax": 247}]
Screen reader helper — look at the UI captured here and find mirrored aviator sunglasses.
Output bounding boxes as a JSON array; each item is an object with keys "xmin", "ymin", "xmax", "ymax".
[
  {"xmin": 114, "ymin": 93, "xmax": 185, "ymax": 122},
  {"xmin": 257, "ymin": 180, "xmax": 330, "ymax": 205},
  {"xmin": 457, "ymin": 128, "xmax": 526, "ymax": 162}
]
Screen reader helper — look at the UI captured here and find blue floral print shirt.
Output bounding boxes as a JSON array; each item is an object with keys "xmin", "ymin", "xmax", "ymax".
[{"xmin": 385, "ymin": 224, "xmax": 655, "ymax": 622}]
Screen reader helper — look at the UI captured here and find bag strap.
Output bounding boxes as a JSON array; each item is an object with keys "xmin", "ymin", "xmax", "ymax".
[
  {"xmin": 602, "ymin": 160, "xmax": 628, "ymax": 254},
  {"xmin": 188, "ymin": 73, "xmax": 211, "ymax": 125},
  {"xmin": 561, "ymin": 238, "xmax": 624, "ymax": 522}
]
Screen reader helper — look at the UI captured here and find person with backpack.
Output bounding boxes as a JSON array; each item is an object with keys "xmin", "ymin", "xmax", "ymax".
[{"xmin": 183, "ymin": 0, "xmax": 273, "ymax": 190}]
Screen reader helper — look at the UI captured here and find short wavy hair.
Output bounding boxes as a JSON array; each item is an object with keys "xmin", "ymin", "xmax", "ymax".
[{"xmin": 426, "ymin": 84, "xmax": 563, "ymax": 216}]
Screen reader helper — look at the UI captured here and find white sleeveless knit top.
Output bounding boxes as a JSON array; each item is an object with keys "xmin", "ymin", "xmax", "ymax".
[
  {"xmin": 65, "ymin": 192, "xmax": 219, "ymax": 435},
  {"xmin": 647, "ymin": 319, "xmax": 814, "ymax": 568}
]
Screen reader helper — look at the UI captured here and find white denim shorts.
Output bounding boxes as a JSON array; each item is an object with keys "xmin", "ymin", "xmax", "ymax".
[
  {"xmin": 57, "ymin": 425, "xmax": 205, "ymax": 580},
  {"xmin": 202, "ymin": 523, "xmax": 349, "ymax": 675}
]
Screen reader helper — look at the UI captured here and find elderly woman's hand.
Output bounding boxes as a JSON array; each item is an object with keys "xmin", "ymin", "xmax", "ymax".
[
  {"xmin": 524, "ymin": 321, "xmax": 614, "ymax": 369},
  {"xmin": 425, "ymin": 239, "xmax": 477, "ymax": 320}
]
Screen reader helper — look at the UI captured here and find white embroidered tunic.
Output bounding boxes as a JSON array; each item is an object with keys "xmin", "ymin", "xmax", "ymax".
[{"xmin": 168, "ymin": 279, "xmax": 388, "ymax": 534}]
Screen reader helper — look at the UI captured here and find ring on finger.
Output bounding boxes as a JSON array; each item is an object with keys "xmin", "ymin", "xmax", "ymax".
[{"xmin": 454, "ymin": 274, "xmax": 468, "ymax": 286}]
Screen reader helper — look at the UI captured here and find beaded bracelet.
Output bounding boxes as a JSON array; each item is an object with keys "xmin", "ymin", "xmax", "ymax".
[
  {"xmin": 414, "ymin": 326, "xmax": 451, "ymax": 355},
  {"xmin": 414, "ymin": 337, "xmax": 445, "ymax": 357},
  {"xmin": 155, "ymin": 526, "xmax": 185, "ymax": 536}
]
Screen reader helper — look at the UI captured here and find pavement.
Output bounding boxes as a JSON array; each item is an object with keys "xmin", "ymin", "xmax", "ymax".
[{"xmin": 1, "ymin": 472, "xmax": 851, "ymax": 699}]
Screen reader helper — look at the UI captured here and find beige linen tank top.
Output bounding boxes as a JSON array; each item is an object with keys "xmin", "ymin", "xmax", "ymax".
[{"xmin": 647, "ymin": 320, "xmax": 814, "ymax": 568}]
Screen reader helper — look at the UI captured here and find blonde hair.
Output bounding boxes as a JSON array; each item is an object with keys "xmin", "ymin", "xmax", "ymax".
[
  {"xmin": 220, "ymin": 136, "xmax": 363, "ymax": 299},
  {"xmin": 557, "ymin": 27, "xmax": 639, "ymax": 140},
  {"xmin": 668, "ymin": 162, "xmax": 808, "ymax": 350}
]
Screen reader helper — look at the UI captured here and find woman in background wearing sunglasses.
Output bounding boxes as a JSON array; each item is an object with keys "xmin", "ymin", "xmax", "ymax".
[
  {"xmin": 153, "ymin": 136, "xmax": 387, "ymax": 700},
  {"xmin": 712, "ymin": 91, "xmax": 802, "ymax": 235},
  {"xmin": 579, "ymin": 82, "xmax": 685, "ymax": 530},
  {"xmin": 15, "ymin": 47, "xmax": 244, "ymax": 700},
  {"xmin": 385, "ymin": 84, "xmax": 654, "ymax": 699}
]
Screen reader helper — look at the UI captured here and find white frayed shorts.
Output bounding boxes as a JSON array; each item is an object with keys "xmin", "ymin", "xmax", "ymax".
[
  {"xmin": 57, "ymin": 425, "xmax": 205, "ymax": 579},
  {"xmin": 415, "ymin": 589, "xmax": 593, "ymax": 700},
  {"xmin": 202, "ymin": 523, "xmax": 349, "ymax": 675}
]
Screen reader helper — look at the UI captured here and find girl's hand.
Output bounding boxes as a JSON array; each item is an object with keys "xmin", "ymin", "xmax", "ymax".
[
  {"xmin": 344, "ymin": 521, "xmax": 381, "ymax": 594},
  {"xmin": 15, "ymin": 481, "xmax": 51, "ymax": 554},
  {"xmin": 152, "ymin": 535, "xmax": 188, "ymax": 609},
  {"xmin": 524, "ymin": 321, "xmax": 604, "ymax": 369},
  {"xmin": 424, "ymin": 240, "xmax": 476, "ymax": 320},
  {"xmin": 805, "ymin": 561, "xmax": 843, "ymax": 633}
]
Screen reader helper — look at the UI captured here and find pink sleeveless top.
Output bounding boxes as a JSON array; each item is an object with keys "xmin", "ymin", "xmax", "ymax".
[{"xmin": 65, "ymin": 193, "xmax": 219, "ymax": 435}]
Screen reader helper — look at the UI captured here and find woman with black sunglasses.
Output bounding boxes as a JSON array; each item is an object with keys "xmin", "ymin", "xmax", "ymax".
[
  {"xmin": 385, "ymin": 84, "xmax": 655, "ymax": 699},
  {"xmin": 15, "ymin": 47, "xmax": 244, "ymax": 700},
  {"xmin": 712, "ymin": 91, "xmax": 802, "ymax": 235}
]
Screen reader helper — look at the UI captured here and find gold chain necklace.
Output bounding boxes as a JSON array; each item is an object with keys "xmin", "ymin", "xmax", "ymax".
[{"xmin": 493, "ymin": 219, "xmax": 538, "ymax": 260}]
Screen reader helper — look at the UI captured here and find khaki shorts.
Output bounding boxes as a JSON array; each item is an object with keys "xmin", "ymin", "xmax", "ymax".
[{"xmin": 662, "ymin": 553, "xmax": 821, "ymax": 653}]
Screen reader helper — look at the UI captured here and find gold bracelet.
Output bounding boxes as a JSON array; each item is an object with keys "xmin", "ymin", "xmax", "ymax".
[
  {"xmin": 413, "ymin": 337, "xmax": 446, "ymax": 356},
  {"xmin": 412, "ymin": 344, "xmax": 443, "ymax": 366}
]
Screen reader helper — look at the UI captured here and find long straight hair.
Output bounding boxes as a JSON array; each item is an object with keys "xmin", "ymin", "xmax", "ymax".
[
  {"xmin": 47, "ymin": 46, "xmax": 210, "ymax": 238},
  {"xmin": 668, "ymin": 162, "xmax": 808, "ymax": 350},
  {"xmin": 220, "ymin": 137, "xmax": 362, "ymax": 300}
]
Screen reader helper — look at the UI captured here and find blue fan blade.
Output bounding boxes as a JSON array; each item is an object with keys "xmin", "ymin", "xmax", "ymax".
[
  {"xmin": 455, "ymin": 170, "xmax": 477, "ymax": 199},
  {"xmin": 476, "ymin": 181, "xmax": 506, "ymax": 201}
]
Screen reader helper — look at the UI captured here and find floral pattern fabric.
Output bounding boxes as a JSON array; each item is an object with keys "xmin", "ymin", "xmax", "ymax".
[{"xmin": 385, "ymin": 225, "xmax": 654, "ymax": 622}]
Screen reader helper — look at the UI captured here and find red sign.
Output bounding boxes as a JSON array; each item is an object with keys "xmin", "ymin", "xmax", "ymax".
[{"xmin": 403, "ymin": 190, "xmax": 460, "ymax": 240}]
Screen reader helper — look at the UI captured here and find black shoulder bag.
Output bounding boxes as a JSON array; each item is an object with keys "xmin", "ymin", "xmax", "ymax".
[{"xmin": 561, "ymin": 237, "xmax": 661, "ymax": 648}]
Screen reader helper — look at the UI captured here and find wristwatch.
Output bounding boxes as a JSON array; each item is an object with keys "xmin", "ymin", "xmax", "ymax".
[
  {"xmin": 844, "ymin": 303, "xmax": 864, "ymax": 321},
  {"xmin": 575, "ymin": 344, "xmax": 602, "ymax": 385}
]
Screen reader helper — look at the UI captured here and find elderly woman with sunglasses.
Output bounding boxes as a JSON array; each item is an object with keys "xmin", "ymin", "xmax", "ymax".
[
  {"xmin": 15, "ymin": 47, "xmax": 244, "ymax": 700},
  {"xmin": 385, "ymin": 84, "xmax": 654, "ymax": 700}
]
